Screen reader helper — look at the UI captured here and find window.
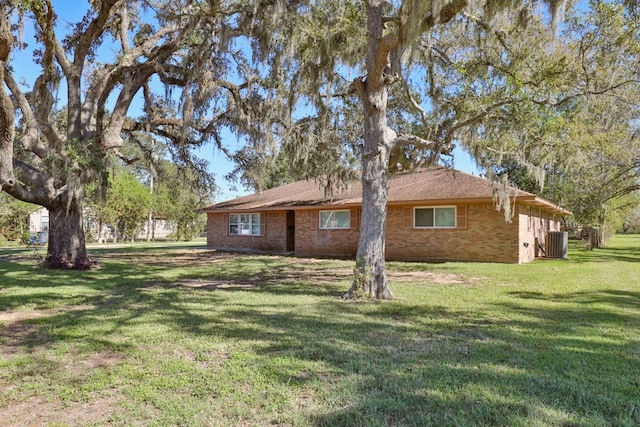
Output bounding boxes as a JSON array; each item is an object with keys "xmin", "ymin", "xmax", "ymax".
[
  {"xmin": 229, "ymin": 213, "xmax": 261, "ymax": 235},
  {"xmin": 527, "ymin": 207, "xmax": 532, "ymax": 231},
  {"xmin": 319, "ymin": 210, "xmax": 350, "ymax": 229},
  {"xmin": 414, "ymin": 207, "xmax": 456, "ymax": 228}
]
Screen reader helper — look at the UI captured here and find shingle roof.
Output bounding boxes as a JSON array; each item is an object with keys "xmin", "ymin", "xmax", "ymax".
[{"xmin": 201, "ymin": 167, "xmax": 570, "ymax": 215}]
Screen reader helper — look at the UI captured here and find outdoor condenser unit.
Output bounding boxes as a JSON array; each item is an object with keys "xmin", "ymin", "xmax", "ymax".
[{"xmin": 545, "ymin": 231, "xmax": 568, "ymax": 259}]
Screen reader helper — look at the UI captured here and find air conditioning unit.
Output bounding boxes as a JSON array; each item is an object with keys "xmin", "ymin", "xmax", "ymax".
[{"xmin": 546, "ymin": 231, "xmax": 568, "ymax": 259}]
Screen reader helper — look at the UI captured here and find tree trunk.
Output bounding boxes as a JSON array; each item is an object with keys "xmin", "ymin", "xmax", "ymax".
[
  {"xmin": 0, "ymin": 90, "xmax": 15, "ymax": 189},
  {"xmin": 146, "ymin": 171, "xmax": 154, "ymax": 241},
  {"xmin": 45, "ymin": 194, "xmax": 93, "ymax": 269},
  {"xmin": 348, "ymin": 86, "xmax": 394, "ymax": 299},
  {"xmin": 350, "ymin": 136, "xmax": 393, "ymax": 298},
  {"xmin": 343, "ymin": 0, "xmax": 394, "ymax": 299}
]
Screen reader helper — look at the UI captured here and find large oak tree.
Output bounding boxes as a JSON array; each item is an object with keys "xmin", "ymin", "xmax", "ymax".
[
  {"xmin": 248, "ymin": 0, "xmax": 639, "ymax": 299},
  {"xmin": 250, "ymin": 0, "xmax": 568, "ymax": 299},
  {"xmin": 0, "ymin": 0, "xmax": 284, "ymax": 267}
]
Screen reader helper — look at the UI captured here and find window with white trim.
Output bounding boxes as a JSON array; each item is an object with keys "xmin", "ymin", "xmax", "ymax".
[
  {"xmin": 319, "ymin": 210, "xmax": 350, "ymax": 229},
  {"xmin": 229, "ymin": 213, "xmax": 261, "ymax": 235},
  {"xmin": 414, "ymin": 206, "xmax": 456, "ymax": 228}
]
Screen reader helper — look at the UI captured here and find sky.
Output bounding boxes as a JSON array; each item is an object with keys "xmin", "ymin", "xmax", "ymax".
[{"xmin": 9, "ymin": 0, "xmax": 482, "ymax": 203}]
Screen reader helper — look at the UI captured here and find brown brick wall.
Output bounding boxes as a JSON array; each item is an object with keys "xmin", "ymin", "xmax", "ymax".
[
  {"xmin": 207, "ymin": 204, "xmax": 563, "ymax": 263},
  {"xmin": 206, "ymin": 211, "xmax": 288, "ymax": 252},
  {"xmin": 294, "ymin": 209, "xmax": 360, "ymax": 257},
  {"xmin": 519, "ymin": 206, "xmax": 563, "ymax": 261},
  {"xmin": 385, "ymin": 204, "xmax": 520, "ymax": 263}
]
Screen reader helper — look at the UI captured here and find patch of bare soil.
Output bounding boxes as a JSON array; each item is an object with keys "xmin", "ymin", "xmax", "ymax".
[
  {"xmin": 162, "ymin": 278, "xmax": 261, "ymax": 290},
  {"xmin": 0, "ymin": 307, "xmax": 124, "ymax": 426},
  {"xmin": 388, "ymin": 271, "xmax": 468, "ymax": 284},
  {"xmin": 0, "ymin": 252, "xmax": 43, "ymax": 264},
  {"xmin": 0, "ymin": 310, "xmax": 49, "ymax": 359},
  {"xmin": 0, "ymin": 306, "xmax": 97, "ymax": 360},
  {"xmin": 97, "ymin": 248, "xmax": 238, "ymax": 268},
  {"xmin": 143, "ymin": 251, "xmax": 478, "ymax": 289},
  {"xmin": 0, "ymin": 394, "xmax": 121, "ymax": 427}
]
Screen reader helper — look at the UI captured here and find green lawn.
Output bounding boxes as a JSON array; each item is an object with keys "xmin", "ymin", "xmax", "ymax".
[{"xmin": 1, "ymin": 236, "xmax": 639, "ymax": 426}]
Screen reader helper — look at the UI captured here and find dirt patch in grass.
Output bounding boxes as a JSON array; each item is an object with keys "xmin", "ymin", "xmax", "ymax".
[
  {"xmin": 0, "ymin": 310, "xmax": 50, "ymax": 359},
  {"xmin": 389, "ymin": 271, "xmax": 470, "ymax": 284},
  {"xmin": 0, "ymin": 308, "xmax": 124, "ymax": 426},
  {"xmin": 0, "ymin": 305, "xmax": 97, "ymax": 359},
  {"xmin": 97, "ymin": 248, "xmax": 239, "ymax": 268},
  {"xmin": 149, "ymin": 250, "xmax": 479, "ymax": 290},
  {"xmin": 160, "ymin": 278, "xmax": 262, "ymax": 290},
  {"xmin": 72, "ymin": 350, "xmax": 122, "ymax": 375},
  {"xmin": 0, "ymin": 394, "xmax": 121, "ymax": 427},
  {"xmin": 130, "ymin": 250, "xmax": 480, "ymax": 288},
  {"xmin": 161, "ymin": 270, "xmax": 470, "ymax": 290}
]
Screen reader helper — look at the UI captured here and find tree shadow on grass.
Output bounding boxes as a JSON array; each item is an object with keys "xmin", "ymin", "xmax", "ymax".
[
  {"xmin": 2, "ymin": 247, "xmax": 640, "ymax": 426},
  {"xmin": 567, "ymin": 238, "xmax": 640, "ymax": 264},
  {"xmin": 508, "ymin": 289, "xmax": 640, "ymax": 312},
  {"xmin": 193, "ymin": 291, "xmax": 640, "ymax": 426}
]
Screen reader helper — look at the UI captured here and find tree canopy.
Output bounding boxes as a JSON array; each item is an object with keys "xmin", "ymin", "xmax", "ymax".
[
  {"xmin": 231, "ymin": 0, "xmax": 639, "ymax": 298},
  {"xmin": 490, "ymin": 2, "xmax": 640, "ymax": 236},
  {"xmin": 0, "ymin": 0, "xmax": 287, "ymax": 267},
  {"xmin": 1, "ymin": 0, "xmax": 638, "ymax": 293}
]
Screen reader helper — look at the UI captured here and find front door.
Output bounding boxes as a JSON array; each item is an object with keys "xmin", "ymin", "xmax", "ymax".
[{"xmin": 286, "ymin": 210, "xmax": 295, "ymax": 252}]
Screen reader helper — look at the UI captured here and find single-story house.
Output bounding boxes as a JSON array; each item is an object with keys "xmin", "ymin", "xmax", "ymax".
[{"xmin": 200, "ymin": 167, "xmax": 571, "ymax": 263}]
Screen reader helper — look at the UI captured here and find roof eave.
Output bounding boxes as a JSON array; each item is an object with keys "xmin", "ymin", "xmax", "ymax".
[
  {"xmin": 200, "ymin": 196, "xmax": 570, "ymax": 216},
  {"xmin": 518, "ymin": 196, "xmax": 572, "ymax": 216}
]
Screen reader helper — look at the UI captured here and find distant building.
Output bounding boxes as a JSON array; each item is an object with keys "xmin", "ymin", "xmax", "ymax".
[
  {"xmin": 626, "ymin": 218, "xmax": 640, "ymax": 234},
  {"xmin": 135, "ymin": 217, "xmax": 176, "ymax": 240},
  {"xmin": 29, "ymin": 207, "xmax": 49, "ymax": 233},
  {"xmin": 29, "ymin": 208, "xmax": 176, "ymax": 243}
]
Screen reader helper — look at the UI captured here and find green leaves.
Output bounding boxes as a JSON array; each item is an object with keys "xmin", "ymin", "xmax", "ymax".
[{"xmin": 103, "ymin": 172, "xmax": 152, "ymax": 241}]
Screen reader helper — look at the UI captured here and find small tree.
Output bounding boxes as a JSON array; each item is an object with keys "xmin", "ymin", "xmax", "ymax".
[
  {"xmin": 103, "ymin": 172, "xmax": 152, "ymax": 242},
  {"xmin": 154, "ymin": 161, "xmax": 212, "ymax": 241}
]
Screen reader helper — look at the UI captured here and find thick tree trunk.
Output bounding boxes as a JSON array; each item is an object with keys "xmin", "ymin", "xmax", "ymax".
[
  {"xmin": 45, "ymin": 193, "xmax": 93, "ymax": 269},
  {"xmin": 347, "ymin": 86, "xmax": 393, "ymax": 299},
  {"xmin": 351, "ymin": 136, "xmax": 393, "ymax": 298},
  {"xmin": 343, "ymin": 0, "xmax": 395, "ymax": 299},
  {"xmin": 0, "ymin": 89, "xmax": 15, "ymax": 189}
]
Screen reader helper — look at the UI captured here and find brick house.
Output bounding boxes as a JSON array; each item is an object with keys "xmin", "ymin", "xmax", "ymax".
[{"xmin": 200, "ymin": 167, "xmax": 570, "ymax": 263}]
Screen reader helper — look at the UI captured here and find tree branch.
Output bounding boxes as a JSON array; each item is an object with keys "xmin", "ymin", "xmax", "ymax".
[
  {"xmin": 84, "ymin": 23, "xmax": 180, "ymax": 133},
  {"xmin": 392, "ymin": 133, "xmax": 437, "ymax": 149},
  {"xmin": 421, "ymin": 0, "xmax": 469, "ymax": 31},
  {"xmin": 6, "ymin": 158, "xmax": 61, "ymax": 205},
  {"xmin": 98, "ymin": 40, "xmax": 180, "ymax": 150},
  {"xmin": 3, "ymin": 73, "xmax": 50, "ymax": 159}
]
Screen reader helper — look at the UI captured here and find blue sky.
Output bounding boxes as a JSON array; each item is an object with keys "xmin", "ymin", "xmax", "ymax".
[{"xmin": 10, "ymin": 0, "xmax": 482, "ymax": 202}]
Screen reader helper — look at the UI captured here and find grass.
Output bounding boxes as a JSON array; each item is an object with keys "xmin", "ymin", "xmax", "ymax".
[{"xmin": 1, "ymin": 235, "xmax": 639, "ymax": 426}]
